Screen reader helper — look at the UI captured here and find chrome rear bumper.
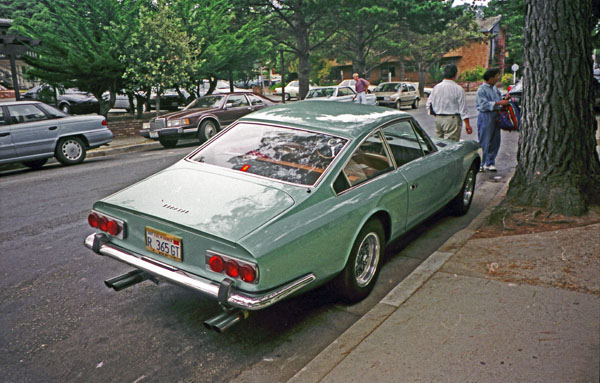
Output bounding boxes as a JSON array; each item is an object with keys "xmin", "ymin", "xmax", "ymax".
[{"xmin": 84, "ymin": 233, "xmax": 316, "ymax": 310}]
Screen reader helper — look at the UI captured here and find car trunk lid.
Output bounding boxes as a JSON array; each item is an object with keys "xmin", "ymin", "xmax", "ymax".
[{"xmin": 100, "ymin": 167, "xmax": 295, "ymax": 242}]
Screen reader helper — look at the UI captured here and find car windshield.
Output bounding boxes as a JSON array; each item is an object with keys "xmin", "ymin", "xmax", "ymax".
[
  {"xmin": 306, "ymin": 88, "xmax": 335, "ymax": 98},
  {"xmin": 190, "ymin": 123, "xmax": 348, "ymax": 186},
  {"xmin": 376, "ymin": 83, "xmax": 400, "ymax": 92},
  {"xmin": 184, "ymin": 95, "xmax": 224, "ymax": 110}
]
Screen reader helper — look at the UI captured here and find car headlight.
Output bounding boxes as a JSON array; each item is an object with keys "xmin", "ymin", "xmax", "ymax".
[
  {"xmin": 167, "ymin": 118, "xmax": 190, "ymax": 127},
  {"xmin": 142, "ymin": 122, "xmax": 150, "ymax": 130}
]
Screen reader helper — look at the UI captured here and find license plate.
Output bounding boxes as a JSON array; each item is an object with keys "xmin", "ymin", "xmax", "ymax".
[
  {"xmin": 145, "ymin": 227, "xmax": 182, "ymax": 262},
  {"xmin": 149, "ymin": 131, "xmax": 158, "ymax": 138}
]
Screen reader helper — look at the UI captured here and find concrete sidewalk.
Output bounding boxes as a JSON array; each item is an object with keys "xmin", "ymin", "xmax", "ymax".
[{"xmin": 289, "ymin": 183, "xmax": 600, "ymax": 383}]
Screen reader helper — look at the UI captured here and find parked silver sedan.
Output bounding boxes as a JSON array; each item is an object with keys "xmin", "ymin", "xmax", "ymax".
[
  {"xmin": 305, "ymin": 86, "xmax": 377, "ymax": 105},
  {"xmin": 0, "ymin": 101, "xmax": 112, "ymax": 169}
]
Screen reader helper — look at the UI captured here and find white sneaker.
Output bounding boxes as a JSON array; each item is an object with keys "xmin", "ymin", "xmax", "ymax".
[{"xmin": 486, "ymin": 165, "xmax": 497, "ymax": 172}]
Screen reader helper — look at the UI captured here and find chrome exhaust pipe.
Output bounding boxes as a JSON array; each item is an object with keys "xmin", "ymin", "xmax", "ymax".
[
  {"xmin": 204, "ymin": 309, "xmax": 249, "ymax": 333},
  {"xmin": 105, "ymin": 269, "xmax": 149, "ymax": 291}
]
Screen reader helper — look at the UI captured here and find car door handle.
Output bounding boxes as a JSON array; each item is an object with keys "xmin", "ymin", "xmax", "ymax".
[
  {"xmin": 0, "ymin": 132, "xmax": 9, "ymax": 137},
  {"xmin": 410, "ymin": 184, "xmax": 418, "ymax": 191},
  {"xmin": 48, "ymin": 126, "xmax": 58, "ymax": 130}
]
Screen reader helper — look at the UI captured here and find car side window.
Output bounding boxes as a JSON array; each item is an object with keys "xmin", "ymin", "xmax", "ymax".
[
  {"xmin": 342, "ymin": 131, "xmax": 393, "ymax": 188},
  {"xmin": 412, "ymin": 123, "xmax": 436, "ymax": 155},
  {"xmin": 382, "ymin": 120, "xmax": 425, "ymax": 167},
  {"xmin": 341, "ymin": 87, "xmax": 354, "ymax": 96},
  {"xmin": 402, "ymin": 84, "xmax": 408, "ymax": 92},
  {"xmin": 228, "ymin": 95, "xmax": 249, "ymax": 107},
  {"xmin": 6, "ymin": 104, "xmax": 48, "ymax": 124},
  {"xmin": 408, "ymin": 85, "xmax": 416, "ymax": 92},
  {"xmin": 248, "ymin": 95, "xmax": 264, "ymax": 106}
]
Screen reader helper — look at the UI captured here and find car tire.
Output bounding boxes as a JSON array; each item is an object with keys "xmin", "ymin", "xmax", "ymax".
[
  {"xmin": 22, "ymin": 158, "xmax": 48, "ymax": 169},
  {"xmin": 59, "ymin": 103, "xmax": 71, "ymax": 114},
  {"xmin": 412, "ymin": 98, "xmax": 419, "ymax": 109},
  {"xmin": 198, "ymin": 120, "xmax": 219, "ymax": 143},
  {"xmin": 396, "ymin": 100, "xmax": 402, "ymax": 110},
  {"xmin": 284, "ymin": 93, "xmax": 291, "ymax": 101},
  {"xmin": 159, "ymin": 137, "xmax": 178, "ymax": 148},
  {"xmin": 335, "ymin": 219, "xmax": 385, "ymax": 303},
  {"xmin": 55, "ymin": 137, "xmax": 86, "ymax": 165},
  {"xmin": 448, "ymin": 162, "xmax": 477, "ymax": 216}
]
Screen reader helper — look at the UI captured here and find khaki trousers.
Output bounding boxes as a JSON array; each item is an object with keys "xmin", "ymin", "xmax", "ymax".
[{"xmin": 434, "ymin": 115, "xmax": 462, "ymax": 142}]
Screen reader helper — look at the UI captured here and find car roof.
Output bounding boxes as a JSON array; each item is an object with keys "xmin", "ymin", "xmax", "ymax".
[
  {"xmin": 239, "ymin": 100, "xmax": 408, "ymax": 140},
  {"xmin": 0, "ymin": 100, "xmax": 41, "ymax": 106}
]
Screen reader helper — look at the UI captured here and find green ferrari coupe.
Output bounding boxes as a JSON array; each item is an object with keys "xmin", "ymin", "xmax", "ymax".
[{"xmin": 84, "ymin": 101, "xmax": 480, "ymax": 332}]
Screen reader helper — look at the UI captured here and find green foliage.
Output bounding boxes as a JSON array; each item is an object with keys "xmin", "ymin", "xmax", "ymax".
[
  {"xmin": 12, "ymin": 0, "xmax": 138, "ymax": 116},
  {"xmin": 428, "ymin": 63, "xmax": 444, "ymax": 83},
  {"xmin": 121, "ymin": 2, "xmax": 195, "ymax": 94},
  {"xmin": 0, "ymin": 0, "xmax": 44, "ymax": 19},
  {"xmin": 500, "ymin": 73, "xmax": 514, "ymax": 87},
  {"xmin": 458, "ymin": 65, "xmax": 486, "ymax": 82},
  {"xmin": 331, "ymin": 0, "xmax": 399, "ymax": 75}
]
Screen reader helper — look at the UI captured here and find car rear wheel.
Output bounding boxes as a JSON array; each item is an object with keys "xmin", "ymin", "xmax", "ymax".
[
  {"xmin": 335, "ymin": 219, "xmax": 385, "ymax": 303},
  {"xmin": 23, "ymin": 158, "xmax": 48, "ymax": 169},
  {"xmin": 159, "ymin": 137, "xmax": 178, "ymax": 148},
  {"xmin": 59, "ymin": 103, "xmax": 71, "ymax": 114},
  {"xmin": 396, "ymin": 100, "xmax": 402, "ymax": 110},
  {"xmin": 448, "ymin": 162, "xmax": 477, "ymax": 216},
  {"xmin": 55, "ymin": 137, "xmax": 86, "ymax": 165},
  {"xmin": 198, "ymin": 120, "xmax": 218, "ymax": 143},
  {"xmin": 284, "ymin": 93, "xmax": 291, "ymax": 101},
  {"xmin": 412, "ymin": 98, "xmax": 419, "ymax": 109}
]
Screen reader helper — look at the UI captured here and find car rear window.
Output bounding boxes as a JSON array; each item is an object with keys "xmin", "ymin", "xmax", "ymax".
[{"xmin": 190, "ymin": 123, "xmax": 348, "ymax": 186}]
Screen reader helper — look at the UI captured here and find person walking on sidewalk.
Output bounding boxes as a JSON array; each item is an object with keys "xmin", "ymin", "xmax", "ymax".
[
  {"xmin": 476, "ymin": 67, "xmax": 510, "ymax": 172},
  {"xmin": 351, "ymin": 73, "xmax": 370, "ymax": 104},
  {"xmin": 426, "ymin": 64, "xmax": 472, "ymax": 141}
]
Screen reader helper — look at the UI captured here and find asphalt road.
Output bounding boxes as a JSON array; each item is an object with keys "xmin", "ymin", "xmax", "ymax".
[{"xmin": 0, "ymin": 96, "xmax": 518, "ymax": 382}]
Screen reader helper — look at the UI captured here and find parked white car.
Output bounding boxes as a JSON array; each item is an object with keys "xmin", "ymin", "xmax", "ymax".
[
  {"xmin": 272, "ymin": 80, "xmax": 316, "ymax": 100},
  {"xmin": 305, "ymin": 86, "xmax": 376, "ymax": 105},
  {"xmin": 374, "ymin": 82, "xmax": 420, "ymax": 109},
  {"xmin": 338, "ymin": 79, "xmax": 376, "ymax": 93}
]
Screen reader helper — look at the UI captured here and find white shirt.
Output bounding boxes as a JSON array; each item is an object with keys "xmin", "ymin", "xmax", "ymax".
[{"xmin": 426, "ymin": 79, "xmax": 469, "ymax": 119}]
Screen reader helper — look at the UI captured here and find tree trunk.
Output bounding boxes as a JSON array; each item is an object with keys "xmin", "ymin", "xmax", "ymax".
[
  {"xmin": 294, "ymin": 12, "xmax": 311, "ymax": 100},
  {"xmin": 416, "ymin": 62, "xmax": 428, "ymax": 98},
  {"xmin": 507, "ymin": 0, "xmax": 600, "ymax": 215}
]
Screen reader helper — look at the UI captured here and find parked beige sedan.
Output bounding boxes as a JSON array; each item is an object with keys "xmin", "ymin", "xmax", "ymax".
[{"xmin": 374, "ymin": 82, "xmax": 420, "ymax": 109}]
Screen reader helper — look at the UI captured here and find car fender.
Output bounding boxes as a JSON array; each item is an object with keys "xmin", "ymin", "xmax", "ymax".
[{"xmin": 197, "ymin": 114, "xmax": 221, "ymax": 130}]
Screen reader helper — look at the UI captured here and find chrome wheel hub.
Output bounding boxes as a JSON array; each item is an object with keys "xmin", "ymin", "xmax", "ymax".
[
  {"xmin": 462, "ymin": 170, "xmax": 475, "ymax": 206},
  {"xmin": 354, "ymin": 232, "xmax": 380, "ymax": 287},
  {"xmin": 62, "ymin": 140, "xmax": 82, "ymax": 160}
]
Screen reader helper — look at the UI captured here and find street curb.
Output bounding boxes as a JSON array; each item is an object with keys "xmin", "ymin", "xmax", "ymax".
[
  {"xmin": 288, "ymin": 174, "xmax": 512, "ymax": 383},
  {"xmin": 88, "ymin": 141, "xmax": 161, "ymax": 158}
]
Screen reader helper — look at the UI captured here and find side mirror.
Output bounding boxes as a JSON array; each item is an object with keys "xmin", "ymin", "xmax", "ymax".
[{"xmin": 225, "ymin": 102, "xmax": 234, "ymax": 109}]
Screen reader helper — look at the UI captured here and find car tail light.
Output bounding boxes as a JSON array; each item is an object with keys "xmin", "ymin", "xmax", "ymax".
[
  {"xmin": 88, "ymin": 213, "xmax": 99, "ymax": 228},
  {"xmin": 106, "ymin": 220, "xmax": 120, "ymax": 236},
  {"xmin": 240, "ymin": 265, "xmax": 256, "ymax": 283},
  {"xmin": 102, "ymin": 119, "xmax": 107, "ymax": 126},
  {"xmin": 98, "ymin": 216, "xmax": 108, "ymax": 231},
  {"xmin": 507, "ymin": 85, "xmax": 512, "ymax": 92},
  {"xmin": 225, "ymin": 260, "xmax": 240, "ymax": 278},
  {"xmin": 209, "ymin": 255, "xmax": 224, "ymax": 273},
  {"xmin": 87, "ymin": 210, "xmax": 126, "ymax": 239},
  {"xmin": 206, "ymin": 251, "xmax": 258, "ymax": 284}
]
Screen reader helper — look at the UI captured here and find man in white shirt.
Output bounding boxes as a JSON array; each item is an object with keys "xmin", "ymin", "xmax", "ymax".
[{"xmin": 425, "ymin": 64, "xmax": 472, "ymax": 141}]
